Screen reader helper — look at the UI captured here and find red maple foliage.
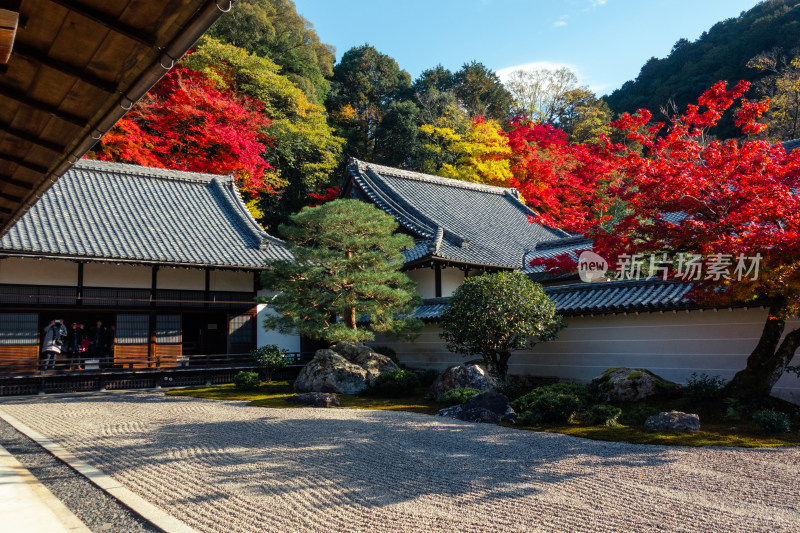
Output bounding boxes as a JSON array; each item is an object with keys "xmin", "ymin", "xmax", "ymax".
[
  {"xmin": 94, "ymin": 66, "xmax": 273, "ymax": 194},
  {"xmin": 535, "ymin": 80, "xmax": 800, "ymax": 397},
  {"xmin": 307, "ymin": 186, "xmax": 341, "ymax": 207},
  {"xmin": 504, "ymin": 120, "xmax": 616, "ymax": 233}
]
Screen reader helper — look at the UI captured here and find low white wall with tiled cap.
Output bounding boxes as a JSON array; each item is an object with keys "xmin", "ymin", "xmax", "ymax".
[{"xmin": 373, "ymin": 307, "xmax": 800, "ymax": 405}]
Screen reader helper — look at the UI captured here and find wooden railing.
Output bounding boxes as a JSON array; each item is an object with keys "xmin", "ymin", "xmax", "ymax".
[{"xmin": 0, "ymin": 351, "xmax": 315, "ymax": 377}]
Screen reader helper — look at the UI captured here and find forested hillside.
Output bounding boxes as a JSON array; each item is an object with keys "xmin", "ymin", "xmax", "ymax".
[
  {"xmin": 605, "ymin": 0, "xmax": 800, "ymax": 135},
  {"xmin": 92, "ymin": 0, "xmax": 800, "ymax": 231}
]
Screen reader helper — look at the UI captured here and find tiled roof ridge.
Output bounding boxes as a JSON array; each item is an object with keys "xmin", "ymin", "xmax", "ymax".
[
  {"xmin": 545, "ymin": 277, "xmax": 691, "ymax": 294},
  {"xmin": 352, "ymin": 158, "xmax": 513, "ymax": 196},
  {"xmin": 75, "ymin": 158, "xmax": 232, "ymax": 184},
  {"xmin": 534, "ymin": 235, "xmax": 592, "ymax": 251},
  {"xmin": 353, "ymin": 164, "xmax": 438, "ymax": 238},
  {"xmin": 209, "ymin": 179, "xmax": 284, "ymax": 250},
  {"xmin": 351, "ymin": 159, "xmax": 570, "ymax": 241},
  {"xmin": 354, "ymin": 164, "xmax": 485, "ymax": 250}
]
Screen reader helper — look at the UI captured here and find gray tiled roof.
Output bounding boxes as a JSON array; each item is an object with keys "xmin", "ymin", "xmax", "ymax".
[
  {"xmin": 0, "ymin": 159, "xmax": 291, "ymax": 268},
  {"xmin": 524, "ymin": 236, "xmax": 591, "ymax": 277},
  {"xmin": 405, "ymin": 279, "xmax": 697, "ymax": 321},
  {"xmin": 345, "ymin": 159, "xmax": 571, "ymax": 269},
  {"xmin": 546, "ymin": 279, "xmax": 696, "ymax": 315},
  {"xmin": 407, "ymin": 298, "xmax": 451, "ymax": 322},
  {"xmin": 782, "ymin": 139, "xmax": 800, "ymax": 152}
]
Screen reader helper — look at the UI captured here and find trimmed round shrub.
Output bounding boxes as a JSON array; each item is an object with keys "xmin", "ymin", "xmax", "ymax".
[
  {"xmin": 251, "ymin": 345, "xmax": 289, "ymax": 381},
  {"xmin": 512, "ymin": 383, "xmax": 591, "ymax": 425},
  {"xmin": 365, "ymin": 369, "xmax": 421, "ymax": 397},
  {"xmin": 233, "ymin": 371, "xmax": 260, "ymax": 391},
  {"xmin": 437, "ymin": 387, "xmax": 482, "ymax": 406},
  {"xmin": 512, "ymin": 383, "xmax": 591, "ymax": 413},
  {"xmin": 753, "ymin": 409, "xmax": 791, "ymax": 434},
  {"xmin": 585, "ymin": 404, "xmax": 623, "ymax": 426}
]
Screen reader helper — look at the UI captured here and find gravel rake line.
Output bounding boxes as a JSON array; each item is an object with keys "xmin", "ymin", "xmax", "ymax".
[{"xmin": 1, "ymin": 391, "xmax": 799, "ymax": 532}]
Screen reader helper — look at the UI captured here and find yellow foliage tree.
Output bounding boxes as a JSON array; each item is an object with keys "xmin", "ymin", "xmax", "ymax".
[
  {"xmin": 748, "ymin": 51, "xmax": 800, "ymax": 142},
  {"xmin": 419, "ymin": 113, "xmax": 512, "ymax": 187}
]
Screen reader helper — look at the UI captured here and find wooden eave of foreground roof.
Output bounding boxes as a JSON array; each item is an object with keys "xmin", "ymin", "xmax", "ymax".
[{"xmin": 0, "ymin": 0, "xmax": 232, "ymax": 236}]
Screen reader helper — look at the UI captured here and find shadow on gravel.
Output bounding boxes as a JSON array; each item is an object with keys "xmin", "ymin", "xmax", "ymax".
[{"xmin": 3, "ymin": 392, "xmax": 681, "ymax": 511}]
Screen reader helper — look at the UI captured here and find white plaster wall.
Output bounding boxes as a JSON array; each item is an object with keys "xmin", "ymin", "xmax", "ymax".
[
  {"xmin": 157, "ymin": 267, "xmax": 205, "ymax": 290},
  {"xmin": 83, "ymin": 262, "xmax": 151, "ymax": 288},
  {"xmin": 405, "ymin": 268, "xmax": 436, "ymax": 299},
  {"xmin": 255, "ymin": 290, "xmax": 301, "ymax": 353},
  {"xmin": 0, "ymin": 258, "xmax": 78, "ymax": 286},
  {"xmin": 373, "ymin": 308, "xmax": 800, "ymax": 405},
  {"xmin": 210, "ymin": 270, "xmax": 253, "ymax": 292},
  {"xmin": 440, "ymin": 267, "xmax": 465, "ymax": 297}
]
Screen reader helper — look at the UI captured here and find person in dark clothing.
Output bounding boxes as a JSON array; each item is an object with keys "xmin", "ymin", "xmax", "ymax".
[
  {"xmin": 65, "ymin": 323, "xmax": 85, "ymax": 370},
  {"xmin": 88, "ymin": 320, "xmax": 108, "ymax": 363},
  {"xmin": 104, "ymin": 324, "xmax": 116, "ymax": 361}
]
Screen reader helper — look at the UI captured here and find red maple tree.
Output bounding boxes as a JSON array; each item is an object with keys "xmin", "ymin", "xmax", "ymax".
[
  {"xmin": 537, "ymin": 81, "xmax": 800, "ymax": 398},
  {"xmin": 94, "ymin": 66, "xmax": 273, "ymax": 194},
  {"xmin": 504, "ymin": 120, "xmax": 616, "ymax": 233}
]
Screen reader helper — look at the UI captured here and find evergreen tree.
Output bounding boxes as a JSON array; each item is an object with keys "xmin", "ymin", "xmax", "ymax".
[{"xmin": 261, "ymin": 199, "xmax": 423, "ymax": 344}]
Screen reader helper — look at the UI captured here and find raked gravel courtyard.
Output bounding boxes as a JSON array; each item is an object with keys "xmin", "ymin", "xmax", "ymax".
[{"xmin": 0, "ymin": 391, "xmax": 798, "ymax": 533}]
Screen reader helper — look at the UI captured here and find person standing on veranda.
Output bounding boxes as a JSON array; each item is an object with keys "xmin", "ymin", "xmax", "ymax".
[{"xmin": 41, "ymin": 319, "xmax": 67, "ymax": 370}]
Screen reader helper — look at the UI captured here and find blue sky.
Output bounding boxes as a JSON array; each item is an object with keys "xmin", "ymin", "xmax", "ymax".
[{"xmin": 294, "ymin": 0, "xmax": 760, "ymax": 96}]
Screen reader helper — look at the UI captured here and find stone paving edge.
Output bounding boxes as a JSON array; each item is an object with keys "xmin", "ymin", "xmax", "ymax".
[
  {"xmin": 0, "ymin": 443, "xmax": 92, "ymax": 532},
  {"xmin": 0, "ymin": 410, "xmax": 199, "ymax": 533}
]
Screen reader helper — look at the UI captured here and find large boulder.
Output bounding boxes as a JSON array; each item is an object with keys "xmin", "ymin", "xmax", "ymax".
[
  {"xmin": 428, "ymin": 364, "xmax": 492, "ymax": 398},
  {"xmin": 436, "ymin": 391, "xmax": 516, "ymax": 424},
  {"xmin": 591, "ymin": 367, "xmax": 681, "ymax": 402},
  {"xmin": 331, "ymin": 342, "xmax": 397, "ymax": 379},
  {"xmin": 285, "ymin": 392, "xmax": 341, "ymax": 408},
  {"xmin": 294, "ymin": 343, "xmax": 398, "ymax": 394},
  {"xmin": 645, "ymin": 411, "xmax": 700, "ymax": 432}
]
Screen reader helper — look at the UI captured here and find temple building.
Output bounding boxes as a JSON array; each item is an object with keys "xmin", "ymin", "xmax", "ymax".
[
  {"xmin": 342, "ymin": 159, "xmax": 800, "ymax": 404},
  {"xmin": 0, "ymin": 159, "xmax": 299, "ymax": 372}
]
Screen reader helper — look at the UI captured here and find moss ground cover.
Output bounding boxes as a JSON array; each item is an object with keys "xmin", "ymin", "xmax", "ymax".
[{"xmin": 167, "ymin": 381, "xmax": 800, "ymax": 447}]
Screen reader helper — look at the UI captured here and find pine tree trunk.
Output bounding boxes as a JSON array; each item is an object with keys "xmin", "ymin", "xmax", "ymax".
[
  {"xmin": 483, "ymin": 352, "xmax": 510, "ymax": 386},
  {"xmin": 345, "ymin": 307, "xmax": 357, "ymax": 331},
  {"xmin": 724, "ymin": 302, "xmax": 800, "ymax": 399}
]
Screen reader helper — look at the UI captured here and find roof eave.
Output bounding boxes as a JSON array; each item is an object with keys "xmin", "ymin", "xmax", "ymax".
[{"xmin": 1, "ymin": 0, "xmax": 232, "ymax": 237}]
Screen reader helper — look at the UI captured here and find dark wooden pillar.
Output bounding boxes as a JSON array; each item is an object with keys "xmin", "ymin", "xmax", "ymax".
[
  {"xmin": 149, "ymin": 266, "xmax": 158, "ymax": 364},
  {"xmin": 76, "ymin": 262, "xmax": 84, "ymax": 306},
  {"xmin": 434, "ymin": 264, "xmax": 442, "ymax": 298},
  {"xmin": 204, "ymin": 268, "xmax": 211, "ymax": 308}
]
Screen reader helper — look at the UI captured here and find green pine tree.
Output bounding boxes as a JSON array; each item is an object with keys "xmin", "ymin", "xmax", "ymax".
[{"xmin": 261, "ymin": 199, "xmax": 423, "ymax": 344}]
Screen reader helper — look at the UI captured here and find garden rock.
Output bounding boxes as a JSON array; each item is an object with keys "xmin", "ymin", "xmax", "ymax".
[
  {"xmin": 428, "ymin": 364, "xmax": 491, "ymax": 398},
  {"xmin": 591, "ymin": 367, "xmax": 681, "ymax": 402},
  {"xmin": 294, "ymin": 343, "xmax": 398, "ymax": 394},
  {"xmin": 645, "ymin": 411, "xmax": 700, "ymax": 432},
  {"xmin": 436, "ymin": 391, "xmax": 516, "ymax": 424},
  {"xmin": 285, "ymin": 392, "xmax": 341, "ymax": 408}
]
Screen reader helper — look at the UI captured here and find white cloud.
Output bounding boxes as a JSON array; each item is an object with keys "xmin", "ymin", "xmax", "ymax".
[
  {"xmin": 495, "ymin": 61, "xmax": 577, "ymax": 82},
  {"xmin": 495, "ymin": 62, "xmax": 609, "ymax": 95},
  {"xmin": 590, "ymin": 0, "xmax": 608, "ymax": 6},
  {"xmin": 553, "ymin": 19, "xmax": 567, "ymax": 28}
]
